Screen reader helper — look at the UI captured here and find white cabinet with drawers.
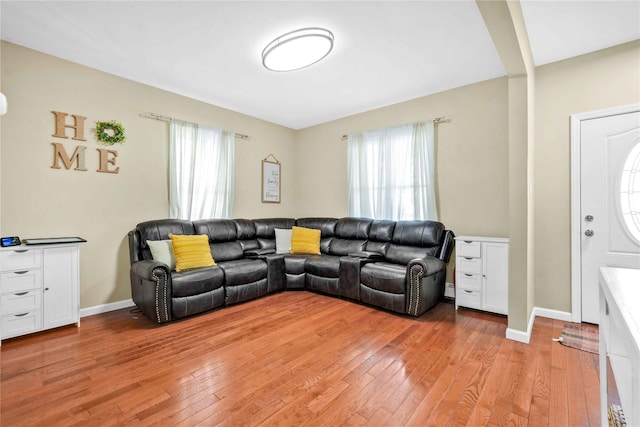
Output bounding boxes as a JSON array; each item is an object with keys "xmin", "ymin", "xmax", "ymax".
[
  {"xmin": 0, "ymin": 243, "xmax": 80, "ymax": 344},
  {"xmin": 455, "ymin": 236, "xmax": 509, "ymax": 315}
]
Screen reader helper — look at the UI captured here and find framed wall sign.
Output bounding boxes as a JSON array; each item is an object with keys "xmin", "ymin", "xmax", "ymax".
[{"xmin": 262, "ymin": 154, "xmax": 281, "ymax": 203}]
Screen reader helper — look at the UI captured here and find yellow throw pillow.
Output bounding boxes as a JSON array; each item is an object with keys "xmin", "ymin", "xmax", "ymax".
[
  {"xmin": 169, "ymin": 234, "xmax": 216, "ymax": 272},
  {"xmin": 290, "ymin": 226, "xmax": 321, "ymax": 255}
]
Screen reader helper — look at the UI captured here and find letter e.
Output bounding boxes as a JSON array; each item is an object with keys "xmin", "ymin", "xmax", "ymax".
[{"xmin": 97, "ymin": 148, "xmax": 120, "ymax": 174}]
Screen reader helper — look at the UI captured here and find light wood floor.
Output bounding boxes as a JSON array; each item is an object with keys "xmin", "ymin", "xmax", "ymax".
[{"xmin": 1, "ymin": 291, "xmax": 600, "ymax": 426}]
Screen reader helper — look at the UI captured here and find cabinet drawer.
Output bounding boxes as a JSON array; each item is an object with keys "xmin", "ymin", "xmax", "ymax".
[
  {"xmin": 456, "ymin": 289, "xmax": 481, "ymax": 309},
  {"xmin": 456, "ymin": 256, "xmax": 482, "ymax": 274},
  {"xmin": 1, "ymin": 310, "xmax": 42, "ymax": 339},
  {"xmin": 456, "ymin": 272, "xmax": 481, "ymax": 291},
  {"xmin": 1, "ymin": 291, "xmax": 42, "ymax": 315},
  {"xmin": 0, "ymin": 270, "xmax": 42, "ymax": 293},
  {"xmin": 457, "ymin": 241, "xmax": 481, "ymax": 258},
  {"xmin": 0, "ymin": 249, "xmax": 41, "ymax": 271}
]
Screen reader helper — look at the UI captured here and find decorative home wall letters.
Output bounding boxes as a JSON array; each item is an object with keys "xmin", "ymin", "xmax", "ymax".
[{"xmin": 50, "ymin": 110, "xmax": 121, "ymax": 174}]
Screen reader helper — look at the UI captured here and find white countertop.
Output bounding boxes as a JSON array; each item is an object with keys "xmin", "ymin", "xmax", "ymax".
[{"xmin": 599, "ymin": 267, "xmax": 640, "ymax": 354}]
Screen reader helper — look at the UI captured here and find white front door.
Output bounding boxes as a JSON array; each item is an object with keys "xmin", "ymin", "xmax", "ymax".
[{"xmin": 578, "ymin": 109, "xmax": 640, "ymax": 324}]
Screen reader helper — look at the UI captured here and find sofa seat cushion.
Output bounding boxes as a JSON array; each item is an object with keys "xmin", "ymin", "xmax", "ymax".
[
  {"xmin": 218, "ymin": 259, "xmax": 267, "ymax": 286},
  {"xmin": 171, "ymin": 267, "xmax": 224, "ymax": 297},
  {"xmin": 304, "ymin": 255, "xmax": 340, "ymax": 278},
  {"xmin": 360, "ymin": 262, "xmax": 406, "ymax": 294},
  {"xmin": 172, "ymin": 287, "xmax": 225, "ymax": 318},
  {"xmin": 306, "ymin": 275, "xmax": 339, "ymax": 296},
  {"xmin": 225, "ymin": 279, "xmax": 268, "ymax": 305},
  {"xmin": 360, "ymin": 285, "xmax": 406, "ymax": 314}
]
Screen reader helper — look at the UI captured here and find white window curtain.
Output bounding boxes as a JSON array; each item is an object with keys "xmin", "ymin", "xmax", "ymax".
[
  {"xmin": 347, "ymin": 121, "xmax": 437, "ymax": 221},
  {"xmin": 169, "ymin": 120, "xmax": 235, "ymax": 220}
]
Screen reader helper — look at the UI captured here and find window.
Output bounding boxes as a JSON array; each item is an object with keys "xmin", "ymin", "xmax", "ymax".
[
  {"xmin": 169, "ymin": 120, "xmax": 235, "ymax": 220},
  {"xmin": 620, "ymin": 140, "xmax": 640, "ymax": 243},
  {"xmin": 347, "ymin": 121, "xmax": 437, "ymax": 221}
]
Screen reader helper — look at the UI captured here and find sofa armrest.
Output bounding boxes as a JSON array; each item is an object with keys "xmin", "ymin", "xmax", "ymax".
[
  {"xmin": 406, "ymin": 256, "xmax": 446, "ymax": 316},
  {"xmin": 348, "ymin": 251, "xmax": 384, "ymax": 260},
  {"xmin": 130, "ymin": 260, "xmax": 172, "ymax": 324},
  {"xmin": 247, "ymin": 253, "xmax": 286, "ymax": 293},
  {"xmin": 438, "ymin": 230, "xmax": 455, "ymax": 263},
  {"xmin": 131, "ymin": 259, "xmax": 170, "ymax": 278},
  {"xmin": 408, "ymin": 256, "xmax": 445, "ymax": 276},
  {"xmin": 244, "ymin": 248, "xmax": 276, "ymax": 257}
]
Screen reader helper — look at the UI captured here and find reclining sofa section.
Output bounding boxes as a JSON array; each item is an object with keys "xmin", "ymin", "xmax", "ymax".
[{"xmin": 128, "ymin": 217, "xmax": 455, "ymax": 323}]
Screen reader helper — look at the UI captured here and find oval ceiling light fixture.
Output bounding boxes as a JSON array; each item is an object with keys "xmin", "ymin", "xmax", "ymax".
[{"xmin": 262, "ymin": 27, "xmax": 334, "ymax": 72}]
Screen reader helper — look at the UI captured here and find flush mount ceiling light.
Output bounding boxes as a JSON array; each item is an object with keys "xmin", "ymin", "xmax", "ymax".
[{"xmin": 262, "ymin": 27, "xmax": 334, "ymax": 72}]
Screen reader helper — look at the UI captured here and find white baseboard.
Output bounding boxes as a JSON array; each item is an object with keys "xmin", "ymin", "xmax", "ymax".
[
  {"xmin": 533, "ymin": 306, "xmax": 572, "ymax": 322},
  {"xmin": 80, "ymin": 299, "xmax": 135, "ymax": 318},
  {"xmin": 506, "ymin": 306, "xmax": 573, "ymax": 344},
  {"xmin": 506, "ymin": 309, "xmax": 534, "ymax": 344},
  {"xmin": 506, "ymin": 326, "xmax": 531, "ymax": 344},
  {"xmin": 444, "ymin": 282, "xmax": 455, "ymax": 298}
]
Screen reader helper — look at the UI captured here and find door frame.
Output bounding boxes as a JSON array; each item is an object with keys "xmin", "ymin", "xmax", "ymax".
[{"xmin": 570, "ymin": 103, "xmax": 640, "ymax": 323}]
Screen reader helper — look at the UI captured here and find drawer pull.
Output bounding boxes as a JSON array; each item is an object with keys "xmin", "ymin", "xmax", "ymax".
[
  {"xmin": 13, "ymin": 250, "xmax": 28, "ymax": 253},
  {"xmin": 464, "ymin": 257, "xmax": 474, "ymax": 260},
  {"xmin": 464, "ymin": 290, "xmax": 473, "ymax": 294},
  {"xmin": 464, "ymin": 240, "xmax": 473, "ymax": 244},
  {"xmin": 13, "ymin": 270, "xmax": 29, "ymax": 275},
  {"xmin": 464, "ymin": 273, "xmax": 473, "ymax": 277},
  {"xmin": 14, "ymin": 313, "xmax": 28, "ymax": 317},
  {"xmin": 14, "ymin": 292, "xmax": 28, "ymax": 296}
]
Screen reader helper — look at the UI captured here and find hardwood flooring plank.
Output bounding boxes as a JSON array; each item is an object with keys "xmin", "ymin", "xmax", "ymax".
[
  {"xmin": 528, "ymin": 321, "xmax": 552, "ymax": 426},
  {"xmin": 403, "ymin": 322, "xmax": 487, "ymax": 424},
  {"xmin": 580, "ymin": 338, "xmax": 601, "ymax": 426},
  {"xmin": 549, "ymin": 367, "xmax": 569, "ymax": 426},
  {"xmin": 466, "ymin": 323, "xmax": 514, "ymax": 426},
  {"xmin": 565, "ymin": 342, "xmax": 590, "ymax": 426}
]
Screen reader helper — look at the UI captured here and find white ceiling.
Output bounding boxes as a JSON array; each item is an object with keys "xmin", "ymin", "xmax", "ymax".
[{"xmin": 1, "ymin": 1, "xmax": 639, "ymax": 130}]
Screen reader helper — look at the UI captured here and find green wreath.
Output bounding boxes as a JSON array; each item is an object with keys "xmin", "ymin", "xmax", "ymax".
[{"xmin": 95, "ymin": 120, "xmax": 126, "ymax": 145}]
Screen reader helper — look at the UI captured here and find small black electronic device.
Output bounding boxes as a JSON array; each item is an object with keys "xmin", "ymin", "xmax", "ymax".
[{"xmin": 1, "ymin": 236, "xmax": 21, "ymax": 247}]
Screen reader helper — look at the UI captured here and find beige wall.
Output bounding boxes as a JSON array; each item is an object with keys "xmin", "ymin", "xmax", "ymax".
[
  {"xmin": 295, "ymin": 77, "xmax": 510, "ymax": 284},
  {"xmin": 534, "ymin": 40, "xmax": 640, "ymax": 312},
  {"xmin": 2, "ymin": 38, "xmax": 639, "ymax": 324},
  {"xmin": 295, "ymin": 77, "xmax": 510, "ymax": 234},
  {"xmin": 0, "ymin": 42, "xmax": 296, "ymax": 309}
]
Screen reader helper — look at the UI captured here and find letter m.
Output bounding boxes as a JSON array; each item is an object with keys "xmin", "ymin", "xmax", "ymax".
[{"xmin": 51, "ymin": 142, "xmax": 88, "ymax": 171}]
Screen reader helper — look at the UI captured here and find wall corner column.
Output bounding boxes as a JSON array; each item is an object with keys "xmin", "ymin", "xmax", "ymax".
[{"xmin": 477, "ymin": 0, "xmax": 536, "ymax": 338}]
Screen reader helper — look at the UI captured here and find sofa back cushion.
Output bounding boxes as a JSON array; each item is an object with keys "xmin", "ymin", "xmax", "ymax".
[
  {"xmin": 296, "ymin": 218, "xmax": 337, "ymax": 254},
  {"xmin": 234, "ymin": 219, "xmax": 259, "ymax": 251},
  {"xmin": 364, "ymin": 220, "xmax": 395, "ymax": 255},
  {"xmin": 329, "ymin": 217, "xmax": 371, "ymax": 256},
  {"xmin": 193, "ymin": 219, "xmax": 243, "ymax": 262},
  {"xmin": 135, "ymin": 219, "xmax": 195, "ymax": 262},
  {"xmin": 253, "ymin": 218, "xmax": 296, "ymax": 250},
  {"xmin": 385, "ymin": 220, "xmax": 445, "ymax": 265}
]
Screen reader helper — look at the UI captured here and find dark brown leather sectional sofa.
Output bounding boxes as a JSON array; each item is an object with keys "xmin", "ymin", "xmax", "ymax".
[{"xmin": 128, "ymin": 217, "xmax": 454, "ymax": 323}]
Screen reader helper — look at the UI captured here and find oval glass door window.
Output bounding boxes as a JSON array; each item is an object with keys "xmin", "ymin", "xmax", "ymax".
[{"xmin": 620, "ymin": 140, "xmax": 640, "ymax": 243}]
